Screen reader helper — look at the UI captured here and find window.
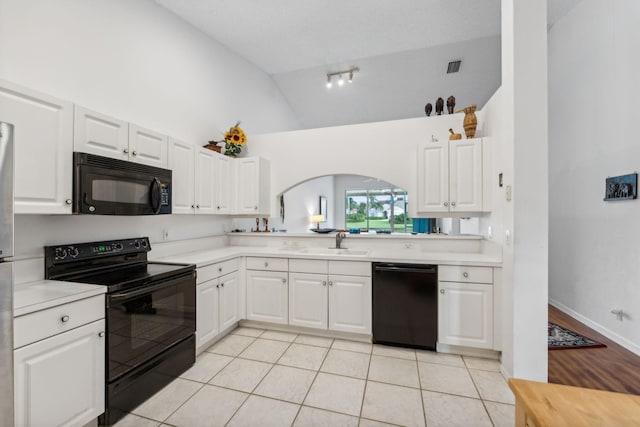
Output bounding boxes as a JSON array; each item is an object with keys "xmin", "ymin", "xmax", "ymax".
[{"xmin": 345, "ymin": 189, "xmax": 411, "ymax": 233}]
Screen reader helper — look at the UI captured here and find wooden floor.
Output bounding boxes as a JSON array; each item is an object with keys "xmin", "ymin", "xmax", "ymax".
[{"xmin": 548, "ymin": 304, "xmax": 640, "ymax": 395}]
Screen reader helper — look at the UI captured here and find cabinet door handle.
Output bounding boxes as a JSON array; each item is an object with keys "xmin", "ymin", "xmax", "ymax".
[
  {"xmin": 132, "ymin": 150, "xmax": 138, "ymax": 156},
  {"xmin": 264, "ymin": 262, "xmax": 269, "ymax": 267},
  {"xmin": 196, "ymin": 205, "xmax": 200, "ymax": 209},
  {"xmin": 443, "ymin": 201, "xmax": 449, "ymax": 207},
  {"xmin": 220, "ymin": 282, "xmax": 224, "ymax": 287},
  {"xmin": 61, "ymin": 315, "xmax": 70, "ymax": 323},
  {"xmin": 440, "ymin": 289, "xmax": 445, "ymax": 294},
  {"xmin": 218, "ymin": 267, "xmax": 223, "ymax": 272},
  {"xmin": 451, "ymin": 201, "xmax": 456, "ymax": 207},
  {"xmin": 65, "ymin": 198, "xmax": 72, "ymax": 205},
  {"xmin": 191, "ymin": 204, "xmax": 195, "ymax": 208},
  {"xmin": 123, "ymin": 148, "xmax": 129, "ymax": 154},
  {"xmin": 463, "ymin": 272, "xmax": 469, "ymax": 278},
  {"xmin": 282, "ymin": 278, "xmax": 286, "ymax": 283},
  {"xmin": 98, "ymin": 331, "xmax": 105, "ymax": 338},
  {"xmin": 323, "ymin": 280, "xmax": 327, "ymax": 286},
  {"xmin": 216, "ymin": 284, "xmax": 220, "ymax": 288},
  {"xmin": 328, "ymin": 281, "xmax": 333, "ymax": 286},
  {"xmin": 217, "ymin": 206, "xmax": 221, "ymax": 210},
  {"xmin": 254, "ymin": 206, "xmax": 258, "ymax": 210}
]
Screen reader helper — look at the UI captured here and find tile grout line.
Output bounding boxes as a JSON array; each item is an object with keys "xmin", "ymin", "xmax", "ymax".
[
  {"xmin": 416, "ymin": 353, "xmax": 429, "ymax": 427},
  {"xmin": 357, "ymin": 342, "xmax": 374, "ymax": 423},
  {"xmin": 290, "ymin": 336, "xmax": 334, "ymax": 426},
  {"xmin": 464, "ymin": 357, "xmax": 498, "ymax": 427},
  {"xmin": 223, "ymin": 333, "xmax": 299, "ymax": 427}
]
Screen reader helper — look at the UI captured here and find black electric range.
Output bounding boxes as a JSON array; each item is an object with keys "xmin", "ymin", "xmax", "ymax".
[{"xmin": 45, "ymin": 237, "xmax": 196, "ymax": 426}]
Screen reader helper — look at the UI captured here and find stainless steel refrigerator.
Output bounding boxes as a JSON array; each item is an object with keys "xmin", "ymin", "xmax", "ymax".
[{"xmin": 0, "ymin": 121, "xmax": 14, "ymax": 427}]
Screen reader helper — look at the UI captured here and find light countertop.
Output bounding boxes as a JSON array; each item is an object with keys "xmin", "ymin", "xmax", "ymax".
[
  {"xmin": 153, "ymin": 245, "xmax": 502, "ymax": 268},
  {"xmin": 14, "ymin": 280, "xmax": 106, "ymax": 317}
]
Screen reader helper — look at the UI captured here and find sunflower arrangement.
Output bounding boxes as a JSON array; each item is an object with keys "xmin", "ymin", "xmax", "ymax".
[{"xmin": 222, "ymin": 122, "xmax": 247, "ymax": 157}]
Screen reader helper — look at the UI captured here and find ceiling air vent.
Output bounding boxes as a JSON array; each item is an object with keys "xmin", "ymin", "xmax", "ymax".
[{"xmin": 447, "ymin": 60, "xmax": 462, "ymax": 74}]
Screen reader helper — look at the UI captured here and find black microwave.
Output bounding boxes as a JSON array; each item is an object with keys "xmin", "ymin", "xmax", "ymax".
[{"xmin": 73, "ymin": 152, "xmax": 172, "ymax": 215}]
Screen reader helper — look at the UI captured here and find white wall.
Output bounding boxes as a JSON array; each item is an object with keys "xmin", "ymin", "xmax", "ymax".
[
  {"xmin": 0, "ymin": 0, "xmax": 300, "ymax": 258},
  {"xmin": 272, "ymin": 36, "xmax": 501, "ymax": 129},
  {"xmin": 232, "ymin": 175, "xmax": 335, "ymax": 233},
  {"xmin": 0, "ymin": 0, "xmax": 299, "ymax": 142},
  {"xmin": 498, "ymin": 0, "xmax": 549, "ymax": 381},
  {"xmin": 548, "ymin": 0, "xmax": 640, "ymax": 354},
  {"xmin": 248, "ymin": 113, "xmax": 484, "ymax": 219}
]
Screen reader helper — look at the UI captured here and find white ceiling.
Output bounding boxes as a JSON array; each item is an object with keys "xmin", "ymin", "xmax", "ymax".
[{"xmin": 154, "ymin": 0, "xmax": 583, "ymax": 129}]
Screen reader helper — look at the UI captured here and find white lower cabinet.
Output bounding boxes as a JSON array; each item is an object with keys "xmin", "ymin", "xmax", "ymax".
[
  {"xmin": 328, "ymin": 274, "xmax": 372, "ymax": 334},
  {"xmin": 196, "ymin": 259, "xmax": 240, "ymax": 353},
  {"xmin": 289, "ymin": 273, "xmax": 328, "ymax": 329},
  {"xmin": 288, "ymin": 260, "xmax": 372, "ymax": 335},
  {"xmin": 246, "ymin": 270, "xmax": 288, "ymax": 325},
  {"xmin": 438, "ymin": 281, "xmax": 493, "ymax": 349},
  {"xmin": 14, "ymin": 319, "xmax": 105, "ymax": 427}
]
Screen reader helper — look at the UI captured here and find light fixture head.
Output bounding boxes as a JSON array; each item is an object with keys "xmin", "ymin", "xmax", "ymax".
[{"xmin": 325, "ymin": 67, "xmax": 359, "ymax": 88}]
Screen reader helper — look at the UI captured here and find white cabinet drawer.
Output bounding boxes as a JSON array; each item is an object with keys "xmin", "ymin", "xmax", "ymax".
[
  {"xmin": 328, "ymin": 261, "xmax": 371, "ymax": 277},
  {"xmin": 14, "ymin": 295, "xmax": 104, "ymax": 349},
  {"xmin": 246, "ymin": 257, "xmax": 289, "ymax": 272},
  {"xmin": 198, "ymin": 258, "xmax": 240, "ymax": 284},
  {"xmin": 439, "ymin": 265, "xmax": 493, "ymax": 284},
  {"xmin": 289, "ymin": 258, "xmax": 328, "ymax": 274}
]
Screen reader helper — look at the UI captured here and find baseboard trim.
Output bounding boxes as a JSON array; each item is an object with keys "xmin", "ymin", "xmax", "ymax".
[{"xmin": 549, "ymin": 298, "xmax": 640, "ymax": 357}]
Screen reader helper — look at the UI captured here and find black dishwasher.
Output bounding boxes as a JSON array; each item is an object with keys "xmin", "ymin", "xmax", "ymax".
[{"xmin": 372, "ymin": 263, "xmax": 438, "ymax": 351}]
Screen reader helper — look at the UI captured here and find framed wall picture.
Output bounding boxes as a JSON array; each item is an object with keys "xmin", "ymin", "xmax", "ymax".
[{"xmin": 319, "ymin": 195, "xmax": 328, "ymax": 222}]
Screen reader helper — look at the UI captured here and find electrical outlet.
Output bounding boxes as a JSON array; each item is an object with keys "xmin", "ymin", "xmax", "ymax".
[{"xmin": 162, "ymin": 229, "xmax": 169, "ymax": 241}]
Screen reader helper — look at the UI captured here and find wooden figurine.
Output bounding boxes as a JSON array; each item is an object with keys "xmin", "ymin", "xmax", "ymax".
[
  {"xmin": 263, "ymin": 218, "xmax": 269, "ymax": 232},
  {"xmin": 448, "ymin": 128, "xmax": 462, "ymax": 140},
  {"xmin": 435, "ymin": 97, "xmax": 444, "ymax": 115},
  {"xmin": 424, "ymin": 103, "xmax": 433, "ymax": 116},
  {"xmin": 447, "ymin": 96, "xmax": 456, "ymax": 114},
  {"xmin": 254, "ymin": 217, "xmax": 260, "ymax": 232}
]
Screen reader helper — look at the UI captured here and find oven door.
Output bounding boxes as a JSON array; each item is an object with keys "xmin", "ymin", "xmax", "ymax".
[
  {"xmin": 106, "ymin": 272, "xmax": 195, "ymax": 382},
  {"xmin": 74, "ymin": 153, "xmax": 171, "ymax": 215}
]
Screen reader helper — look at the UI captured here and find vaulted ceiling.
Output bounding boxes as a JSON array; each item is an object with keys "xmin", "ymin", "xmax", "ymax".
[{"xmin": 155, "ymin": 0, "xmax": 582, "ymax": 129}]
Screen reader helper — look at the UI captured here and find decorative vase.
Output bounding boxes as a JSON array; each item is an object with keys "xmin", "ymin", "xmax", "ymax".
[
  {"xmin": 424, "ymin": 103, "xmax": 433, "ymax": 116},
  {"xmin": 456, "ymin": 104, "xmax": 478, "ymax": 138}
]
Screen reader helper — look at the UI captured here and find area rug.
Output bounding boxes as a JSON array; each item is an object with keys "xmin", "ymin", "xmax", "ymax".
[{"xmin": 548, "ymin": 322, "xmax": 606, "ymax": 350}]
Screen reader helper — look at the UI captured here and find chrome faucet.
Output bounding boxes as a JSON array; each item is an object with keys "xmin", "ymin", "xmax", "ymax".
[{"xmin": 335, "ymin": 232, "xmax": 346, "ymax": 249}]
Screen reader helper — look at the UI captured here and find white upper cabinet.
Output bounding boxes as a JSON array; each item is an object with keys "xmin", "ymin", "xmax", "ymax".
[
  {"xmin": 215, "ymin": 154, "xmax": 234, "ymax": 214},
  {"xmin": 195, "ymin": 147, "xmax": 216, "ymax": 214},
  {"xmin": 449, "ymin": 139, "xmax": 483, "ymax": 212},
  {"xmin": 416, "ymin": 140, "xmax": 449, "ymax": 213},
  {"xmin": 168, "ymin": 138, "xmax": 196, "ymax": 214},
  {"xmin": 75, "ymin": 107, "xmax": 168, "ymax": 168},
  {"xmin": 0, "ymin": 80, "xmax": 73, "ymax": 214},
  {"xmin": 74, "ymin": 106, "xmax": 129, "ymax": 160},
  {"xmin": 236, "ymin": 157, "xmax": 270, "ymax": 215},
  {"xmin": 417, "ymin": 138, "xmax": 483, "ymax": 214},
  {"xmin": 129, "ymin": 124, "xmax": 168, "ymax": 168}
]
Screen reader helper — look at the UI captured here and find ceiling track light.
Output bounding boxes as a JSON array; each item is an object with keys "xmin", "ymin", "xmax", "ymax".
[{"xmin": 325, "ymin": 67, "xmax": 359, "ymax": 89}]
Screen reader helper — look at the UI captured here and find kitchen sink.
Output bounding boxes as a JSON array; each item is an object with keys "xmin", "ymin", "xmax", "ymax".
[{"xmin": 299, "ymin": 247, "xmax": 371, "ymax": 257}]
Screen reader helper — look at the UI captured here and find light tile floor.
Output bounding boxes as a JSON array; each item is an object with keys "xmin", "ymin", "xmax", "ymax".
[{"xmin": 115, "ymin": 327, "xmax": 515, "ymax": 427}]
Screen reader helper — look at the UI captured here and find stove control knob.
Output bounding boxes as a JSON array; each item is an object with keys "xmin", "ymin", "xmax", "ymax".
[
  {"xmin": 141, "ymin": 240, "xmax": 148, "ymax": 248},
  {"xmin": 54, "ymin": 247, "xmax": 67, "ymax": 260},
  {"xmin": 115, "ymin": 243, "xmax": 123, "ymax": 251},
  {"xmin": 68, "ymin": 246, "xmax": 79, "ymax": 258},
  {"xmin": 133, "ymin": 240, "xmax": 141, "ymax": 249}
]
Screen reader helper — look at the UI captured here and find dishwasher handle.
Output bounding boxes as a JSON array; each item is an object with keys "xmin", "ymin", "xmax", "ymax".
[{"xmin": 374, "ymin": 265, "xmax": 437, "ymax": 274}]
